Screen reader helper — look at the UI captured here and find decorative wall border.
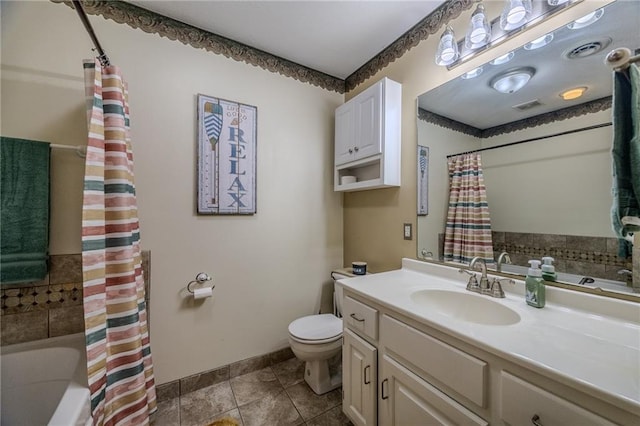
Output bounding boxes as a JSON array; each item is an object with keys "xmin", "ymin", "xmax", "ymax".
[
  {"xmin": 344, "ymin": 0, "xmax": 475, "ymax": 92},
  {"xmin": 53, "ymin": 0, "xmax": 346, "ymax": 93},
  {"xmin": 54, "ymin": 0, "xmax": 474, "ymax": 94},
  {"xmin": 418, "ymin": 97, "xmax": 612, "ymax": 137}
]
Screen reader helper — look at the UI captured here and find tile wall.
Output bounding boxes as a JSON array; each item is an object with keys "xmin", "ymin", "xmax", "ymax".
[
  {"xmin": 438, "ymin": 232, "xmax": 633, "ymax": 283},
  {"xmin": 0, "ymin": 251, "xmax": 151, "ymax": 346},
  {"xmin": 492, "ymin": 232, "xmax": 633, "ymax": 282}
]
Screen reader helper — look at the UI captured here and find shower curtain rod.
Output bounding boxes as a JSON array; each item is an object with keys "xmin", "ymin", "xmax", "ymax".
[
  {"xmin": 446, "ymin": 122, "xmax": 612, "ymax": 159},
  {"xmin": 72, "ymin": 0, "xmax": 110, "ymax": 67}
]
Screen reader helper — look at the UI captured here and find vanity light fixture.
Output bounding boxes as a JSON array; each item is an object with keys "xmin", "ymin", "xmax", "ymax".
[
  {"xmin": 568, "ymin": 8, "xmax": 604, "ymax": 30},
  {"xmin": 435, "ymin": 26, "xmax": 460, "ymax": 66},
  {"xmin": 490, "ymin": 51, "xmax": 515, "ymax": 65},
  {"xmin": 560, "ymin": 87, "xmax": 587, "ymax": 100},
  {"xmin": 500, "ymin": 0, "xmax": 532, "ymax": 31},
  {"xmin": 524, "ymin": 33, "xmax": 554, "ymax": 50},
  {"xmin": 490, "ymin": 67, "xmax": 535, "ymax": 94},
  {"xmin": 461, "ymin": 66, "xmax": 484, "ymax": 79},
  {"xmin": 465, "ymin": 2, "xmax": 491, "ymax": 50}
]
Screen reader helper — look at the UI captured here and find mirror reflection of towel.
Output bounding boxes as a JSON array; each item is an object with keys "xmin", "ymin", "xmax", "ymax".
[
  {"xmin": 611, "ymin": 64, "xmax": 640, "ymax": 257},
  {"xmin": 0, "ymin": 137, "xmax": 50, "ymax": 283}
]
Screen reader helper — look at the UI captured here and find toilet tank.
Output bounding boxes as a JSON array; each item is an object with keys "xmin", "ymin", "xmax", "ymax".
[{"xmin": 332, "ymin": 272, "xmax": 351, "ymax": 317}]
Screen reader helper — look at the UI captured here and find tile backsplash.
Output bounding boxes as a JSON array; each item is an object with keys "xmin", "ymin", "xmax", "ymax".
[
  {"xmin": 1, "ymin": 251, "xmax": 150, "ymax": 346},
  {"xmin": 491, "ymin": 232, "xmax": 632, "ymax": 282},
  {"xmin": 437, "ymin": 232, "xmax": 633, "ymax": 283}
]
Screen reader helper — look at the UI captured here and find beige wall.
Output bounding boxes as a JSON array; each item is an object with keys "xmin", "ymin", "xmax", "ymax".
[
  {"xmin": 1, "ymin": 1, "xmax": 343, "ymax": 383},
  {"xmin": 343, "ymin": 0, "xmax": 612, "ymax": 272}
]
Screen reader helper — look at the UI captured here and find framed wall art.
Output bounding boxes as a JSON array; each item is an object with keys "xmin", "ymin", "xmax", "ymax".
[
  {"xmin": 197, "ymin": 94, "xmax": 257, "ymax": 215},
  {"xmin": 417, "ymin": 145, "xmax": 429, "ymax": 216}
]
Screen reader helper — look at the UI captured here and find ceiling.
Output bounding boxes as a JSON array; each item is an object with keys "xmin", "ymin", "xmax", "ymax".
[
  {"xmin": 418, "ymin": 0, "xmax": 640, "ymax": 130},
  {"xmin": 126, "ymin": 0, "xmax": 446, "ymax": 79}
]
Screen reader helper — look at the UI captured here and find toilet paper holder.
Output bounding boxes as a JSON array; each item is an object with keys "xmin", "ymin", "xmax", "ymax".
[{"xmin": 187, "ymin": 272, "xmax": 215, "ymax": 294}]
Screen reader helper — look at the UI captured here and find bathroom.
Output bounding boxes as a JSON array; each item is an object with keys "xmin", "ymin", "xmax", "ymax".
[{"xmin": 1, "ymin": 0, "xmax": 638, "ymax": 425}]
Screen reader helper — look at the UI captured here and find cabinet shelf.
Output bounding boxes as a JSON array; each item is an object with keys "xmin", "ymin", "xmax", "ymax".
[{"xmin": 334, "ymin": 77, "xmax": 401, "ymax": 192}]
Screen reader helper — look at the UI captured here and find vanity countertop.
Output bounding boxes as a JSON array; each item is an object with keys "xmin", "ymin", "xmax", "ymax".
[{"xmin": 336, "ymin": 258, "xmax": 640, "ymax": 415}]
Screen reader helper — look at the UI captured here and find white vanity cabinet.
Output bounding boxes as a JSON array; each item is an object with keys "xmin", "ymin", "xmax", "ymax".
[
  {"xmin": 334, "ymin": 77, "xmax": 401, "ymax": 192},
  {"xmin": 340, "ymin": 287, "xmax": 639, "ymax": 426}
]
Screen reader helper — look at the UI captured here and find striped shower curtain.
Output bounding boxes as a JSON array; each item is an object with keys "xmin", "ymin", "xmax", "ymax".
[
  {"xmin": 443, "ymin": 153, "xmax": 494, "ymax": 264},
  {"xmin": 82, "ymin": 59, "xmax": 157, "ymax": 425}
]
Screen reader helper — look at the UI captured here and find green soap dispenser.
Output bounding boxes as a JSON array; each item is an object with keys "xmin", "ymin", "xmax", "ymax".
[
  {"xmin": 525, "ymin": 260, "xmax": 545, "ymax": 308},
  {"xmin": 541, "ymin": 256, "xmax": 557, "ymax": 282}
]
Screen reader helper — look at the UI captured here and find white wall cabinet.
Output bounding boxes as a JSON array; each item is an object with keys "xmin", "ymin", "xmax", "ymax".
[
  {"xmin": 334, "ymin": 77, "xmax": 401, "ymax": 192},
  {"xmin": 340, "ymin": 289, "xmax": 637, "ymax": 426}
]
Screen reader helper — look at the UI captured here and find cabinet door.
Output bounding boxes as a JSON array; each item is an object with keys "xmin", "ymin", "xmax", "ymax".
[
  {"xmin": 354, "ymin": 82, "xmax": 382, "ymax": 160},
  {"xmin": 343, "ymin": 328, "xmax": 377, "ymax": 426},
  {"xmin": 335, "ymin": 101, "xmax": 356, "ymax": 166},
  {"xmin": 379, "ymin": 354, "xmax": 487, "ymax": 426}
]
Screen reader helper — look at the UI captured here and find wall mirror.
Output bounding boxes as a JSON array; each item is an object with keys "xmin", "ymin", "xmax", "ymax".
[{"xmin": 416, "ymin": 0, "xmax": 639, "ymax": 300}]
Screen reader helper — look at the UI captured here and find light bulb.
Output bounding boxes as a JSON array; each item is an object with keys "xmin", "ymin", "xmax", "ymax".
[
  {"xmin": 500, "ymin": 0, "xmax": 532, "ymax": 31},
  {"xmin": 465, "ymin": 3, "xmax": 491, "ymax": 50},
  {"xmin": 560, "ymin": 87, "xmax": 587, "ymax": 100},
  {"xmin": 461, "ymin": 66, "xmax": 483, "ymax": 79},
  {"xmin": 524, "ymin": 33, "xmax": 553, "ymax": 50},
  {"xmin": 490, "ymin": 51, "xmax": 515, "ymax": 65},
  {"xmin": 435, "ymin": 26, "xmax": 459, "ymax": 66},
  {"xmin": 568, "ymin": 9, "xmax": 604, "ymax": 29}
]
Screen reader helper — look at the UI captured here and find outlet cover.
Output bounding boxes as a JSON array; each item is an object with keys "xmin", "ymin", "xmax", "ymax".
[{"xmin": 404, "ymin": 223, "xmax": 412, "ymax": 240}]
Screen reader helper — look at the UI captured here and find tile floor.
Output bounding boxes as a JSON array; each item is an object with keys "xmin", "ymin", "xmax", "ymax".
[{"xmin": 152, "ymin": 357, "xmax": 353, "ymax": 426}]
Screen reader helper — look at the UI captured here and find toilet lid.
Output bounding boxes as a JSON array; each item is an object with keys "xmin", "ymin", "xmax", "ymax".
[{"xmin": 288, "ymin": 314, "xmax": 342, "ymax": 341}]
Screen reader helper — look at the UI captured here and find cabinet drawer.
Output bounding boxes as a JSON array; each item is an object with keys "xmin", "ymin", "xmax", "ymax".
[
  {"xmin": 500, "ymin": 372, "xmax": 616, "ymax": 426},
  {"xmin": 344, "ymin": 296, "xmax": 378, "ymax": 341},
  {"xmin": 380, "ymin": 314, "xmax": 487, "ymax": 408}
]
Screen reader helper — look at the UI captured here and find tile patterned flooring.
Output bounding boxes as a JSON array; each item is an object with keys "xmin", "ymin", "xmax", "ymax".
[{"xmin": 152, "ymin": 357, "xmax": 353, "ymax": 426}]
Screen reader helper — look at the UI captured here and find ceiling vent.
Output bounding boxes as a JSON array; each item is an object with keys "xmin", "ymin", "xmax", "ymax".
[
  {"xmin": 512, "ymin": 99, "xmax": 543, "ymax": 111},
  {"xmin": 565, "ymin": 38, "xmax": 611, "ymax": 59}
]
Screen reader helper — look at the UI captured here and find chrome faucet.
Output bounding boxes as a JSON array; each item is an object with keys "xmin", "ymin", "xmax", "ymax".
[
  {"xmin": 470, "ymin": 257, "xmax": 490, "ymax": 294},
  {"xmin": 496, "ymin": 252, "xmax": 512, "ymax": 272}
]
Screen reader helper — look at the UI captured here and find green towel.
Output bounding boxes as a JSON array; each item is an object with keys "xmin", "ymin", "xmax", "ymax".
[
  {"xmin": 1, "ymin": 137, "xmax": 50, "ymax": 283},
  {"xmin": 611, "ymin": 64, "xmax": 640, "ymax": 257}
]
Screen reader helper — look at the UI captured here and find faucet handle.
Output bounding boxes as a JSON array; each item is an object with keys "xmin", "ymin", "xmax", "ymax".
[
  {"xmin": 490, "ymin": 277, "xmax": 515, "ymax": 298},
  {"xmin": 459, "ymin": 269, "xmax": 480, "ymax": 292}
]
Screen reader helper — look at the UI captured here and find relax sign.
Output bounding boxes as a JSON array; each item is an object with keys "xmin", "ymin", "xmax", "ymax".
[{"xmin": 197, "ymin": 95, "xmax": 257, "ymax": 214}]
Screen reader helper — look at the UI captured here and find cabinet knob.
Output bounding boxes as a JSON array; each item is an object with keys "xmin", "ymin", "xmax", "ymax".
[
  {"xmin": 348, "ymin": 148, "xmax": 353, "ymax": 154},
  {"xmin": 531, "ymin": 414, "xmax": 543, "ymax": 426},
  {"xmin": 354, "ymin": 146, "xmax": 359, "ymax": 152}
]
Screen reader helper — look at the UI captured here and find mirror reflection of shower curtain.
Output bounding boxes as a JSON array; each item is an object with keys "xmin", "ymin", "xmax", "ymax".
[
  {"xmin": 611, "ymin": 63, "xmax": 640, "ymax": 257},
  {"xmin": 443, "ymin": 153, "xmax": 494, "ymax": 264}
]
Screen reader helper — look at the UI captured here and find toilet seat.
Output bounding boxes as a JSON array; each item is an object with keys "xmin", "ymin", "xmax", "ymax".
[{"xmin": 288, "ymin": 314, "xmax": 342, "ymax": 342}]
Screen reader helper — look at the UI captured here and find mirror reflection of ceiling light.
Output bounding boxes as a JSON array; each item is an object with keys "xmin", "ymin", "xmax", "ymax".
[
  {"xmin": 524, "ymin": 33, "xmax": 554, "ymax": 50},
  {"xmin": 435, "ymin": 26, "xmax": 459, "ymax": 66},
  {"xmin": 500, "ymin": 0, "xmax": 532, "ymax": 31},
  {"xmin": 568, "ymin": 8, "xmax": 604, "ymax": 29},
  {"xmin": 461, "ymin": 66, "xmax": 484, "ymax": 79},
  {"xmin": 490, "ymin": 51, "xmax": 515, "ymax": 65},
  {"xmin": 547, "ymin": 0, "xmax": 569, "ymax": 5},
  {"xmin": 465, "ymin": 3, "xmax": 491, "ymax": 50},
  {"xmin": 560, "ymin": 87, "xmax": 587, "ymax": 100},
  {"xmin": 490, "ymin": 67, "xmax": 536, "ymax": 94}
]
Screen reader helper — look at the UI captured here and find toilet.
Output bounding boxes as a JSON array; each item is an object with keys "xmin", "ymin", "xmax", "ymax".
[{"xmin": 288, "ymin": 271, "xmax": 350, "ymax": 395}]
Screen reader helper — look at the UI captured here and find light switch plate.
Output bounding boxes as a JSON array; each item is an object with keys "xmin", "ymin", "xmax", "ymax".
[{"xmin": 404, "ymin": 223, "xmax": 412, "ymax": 240}]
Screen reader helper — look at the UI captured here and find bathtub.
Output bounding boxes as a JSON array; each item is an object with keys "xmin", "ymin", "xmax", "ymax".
[{"xmin": 1, "ymin": 333, "xmax": 91, "ymax": 426}]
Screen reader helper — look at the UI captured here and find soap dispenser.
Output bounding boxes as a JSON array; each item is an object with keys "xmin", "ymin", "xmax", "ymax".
[
  {"xmin": 541, "ymin": 257, "xmax": 557, "ymax": 282},
  {"xmin": 525, "ymin": 260, "xmax": 545, "ymax": 308}
]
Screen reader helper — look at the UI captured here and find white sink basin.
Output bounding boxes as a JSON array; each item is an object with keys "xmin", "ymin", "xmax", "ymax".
[{"xmin": 410, "ymin": 289, "xmax": 521, "ymax": 326}]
